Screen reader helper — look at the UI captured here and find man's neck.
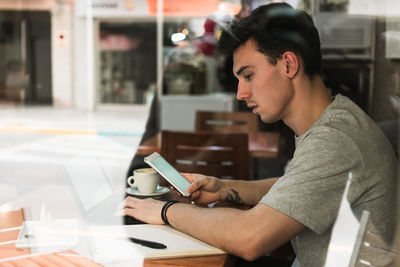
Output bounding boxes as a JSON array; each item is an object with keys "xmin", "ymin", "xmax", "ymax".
[{"xmin": 283, "ymin": 76, "xmax": 332, "ymax": 136}]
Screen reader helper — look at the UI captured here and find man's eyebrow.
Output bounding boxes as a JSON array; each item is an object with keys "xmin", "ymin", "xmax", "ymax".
[{"xmin": 235, "ymin": 66, "xmax": 249, "ymax": 76}]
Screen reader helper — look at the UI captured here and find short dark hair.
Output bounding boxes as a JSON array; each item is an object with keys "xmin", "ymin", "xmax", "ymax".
[{"xmin": 219, "ymin": 3, "xmax": 322, "ymax": 78}]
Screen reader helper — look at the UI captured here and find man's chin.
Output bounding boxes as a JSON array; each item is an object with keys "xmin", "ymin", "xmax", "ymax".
[{"xmin": 260, "ymin": 115, "xmax": 280, "ymax": 124}]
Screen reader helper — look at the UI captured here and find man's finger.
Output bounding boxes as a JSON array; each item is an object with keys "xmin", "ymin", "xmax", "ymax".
[
  {"xmin": 182, "ymin": 173, "xmax": 196, "ymax": 183},
  {"xmin": 188, "ymin": 178, "xmax": 208, "ymax": 192},
  {"xmin": 123, "ymin": 208, "xmax": 136, "ymax": 218},
  {"xmin": 191, "ymin": 191, "xmax": 200, "ymax": 198},
  {"xmin": 122, "ymin": 196, "xmax": 140, "ymax": 208}
]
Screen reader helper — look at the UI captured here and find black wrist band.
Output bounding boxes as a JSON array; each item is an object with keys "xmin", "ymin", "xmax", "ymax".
[{"xmin": 161, "ymin": 200, "xmax": 178, "ymax": 225}]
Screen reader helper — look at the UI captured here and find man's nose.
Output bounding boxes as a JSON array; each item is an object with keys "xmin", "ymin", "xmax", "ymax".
[{"xmin": 236, "ymin": 82, "xmax": 251, "ymax": 100}]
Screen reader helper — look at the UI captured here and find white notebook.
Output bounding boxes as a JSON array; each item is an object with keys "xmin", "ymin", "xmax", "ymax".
[{"xmin": 87, "ymin": 224, "xmax": 225, "ymax": 262}]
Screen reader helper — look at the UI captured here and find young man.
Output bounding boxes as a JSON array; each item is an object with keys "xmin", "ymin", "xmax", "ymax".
[{"xmin": 121, "ymin": 3, "xmax": 397, "ymax": 266}]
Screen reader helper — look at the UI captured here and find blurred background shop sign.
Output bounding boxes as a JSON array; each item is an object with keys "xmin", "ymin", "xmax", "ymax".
[
  {"xmin": 146, "ymin": 0, "xmax": 240, "ymax": 17},
  {"xmin": 76, "ymin": 0, "xmax": 240, "ymax": 18},
  {"xmin": 76, "ymin": 0, "xmax": 149, "ymax": 18}
]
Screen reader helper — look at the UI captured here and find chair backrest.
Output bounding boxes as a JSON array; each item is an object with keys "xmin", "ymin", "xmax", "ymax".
[
  {"xmin": 348, "ymin": 210, "xmax": 396, "ymax": 267},
  {"xmin": 161, "ymin": 130, "xmax": 249, "ymax": 180},
  {"xmin": 195, "ymin": 110, "xmax": 258, "ymax": 133}
]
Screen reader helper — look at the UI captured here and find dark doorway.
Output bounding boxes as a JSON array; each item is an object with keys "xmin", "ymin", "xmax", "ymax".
[{"xmin": 0, "ymin": 11, "xmax": 52, "ymax": 105}]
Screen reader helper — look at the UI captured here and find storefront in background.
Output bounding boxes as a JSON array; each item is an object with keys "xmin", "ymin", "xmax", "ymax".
[
  {"xmin": 0, "ymin": 0, "xmax": 74, "ymax": 107},
  {"xmin": 75, "ymin": 0, "xmax": 240, "ymax": 107}
]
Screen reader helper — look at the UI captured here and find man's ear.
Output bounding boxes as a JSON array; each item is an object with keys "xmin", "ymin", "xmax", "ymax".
[{"xmin": 282, "ymin": 52, "xmax": 299, "ymax": 78}]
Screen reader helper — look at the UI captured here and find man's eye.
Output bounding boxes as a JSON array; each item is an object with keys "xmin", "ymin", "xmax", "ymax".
[{"xmin": 244, "ymin": 74, "xmax": 252, "ymax": 81}]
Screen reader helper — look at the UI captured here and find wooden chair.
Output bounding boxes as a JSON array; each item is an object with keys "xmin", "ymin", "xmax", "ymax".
[
  {"xmin": 161, "ymin": 130, "xmax": 249, "ymax": 180},
  {"xmin": 196, "ymin": 110, "xmax": 264, "ymax": 178},
  {"xmin": 195, "ymin": 110, "xmax": 259, "ymax": 133}
]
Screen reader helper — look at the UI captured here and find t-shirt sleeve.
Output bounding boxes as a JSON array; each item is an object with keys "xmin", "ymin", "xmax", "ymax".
[{"xmin": 260, "ymin": 127, "xmax": 362, "ymax": 235}]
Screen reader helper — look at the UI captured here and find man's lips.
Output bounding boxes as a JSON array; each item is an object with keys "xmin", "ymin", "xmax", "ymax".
[{"xmin": 247, "ymin": 103, "xmax": 259, "ymax": 113}]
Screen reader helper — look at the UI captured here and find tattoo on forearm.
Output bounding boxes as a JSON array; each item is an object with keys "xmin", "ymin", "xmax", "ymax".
[{"xmin": 225, "ymin": 189, "xmax": 243, "ymax": 204}]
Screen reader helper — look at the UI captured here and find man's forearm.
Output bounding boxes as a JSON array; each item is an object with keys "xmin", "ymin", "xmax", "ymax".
[
  {"xmin": 167, "ymin": 203, "xmax": 254, "ymax": 257},
  {"xmin": 166, "ymin": 198, "xmax": 301, "ymax": 261},
  {"xmin": 221, "ymin": 178, "xmax": 279, "ymax": 206}
]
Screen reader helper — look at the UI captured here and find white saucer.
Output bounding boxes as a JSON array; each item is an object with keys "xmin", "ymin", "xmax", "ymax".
[{"xmin": 125, "ymin": 186, "xmax": 170, "ymax": 197}]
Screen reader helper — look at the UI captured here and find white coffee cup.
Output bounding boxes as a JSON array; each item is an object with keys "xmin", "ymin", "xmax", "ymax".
[{"xmin": 127, "ymin": 168, "xmax": 161, "ymax": 194}]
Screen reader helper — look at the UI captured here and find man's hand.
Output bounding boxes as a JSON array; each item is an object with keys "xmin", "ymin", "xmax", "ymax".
[
  {"xmin": 120, "ymin": 197, "xmax": 165, "ymax": 224},
  {"xmin": 183, "ymin": 173, "xmax": 226, "ymax": 205}
]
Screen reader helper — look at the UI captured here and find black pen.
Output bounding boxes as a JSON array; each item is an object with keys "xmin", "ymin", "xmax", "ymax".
[{"xmin": 129, "ymin": 237, "xmax": 167, "ymax": 249}]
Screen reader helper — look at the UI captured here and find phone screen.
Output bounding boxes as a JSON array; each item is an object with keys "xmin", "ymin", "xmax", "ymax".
[{"xmin": 147, "ymin": 154, "xmax": 191, "ymax": 196}]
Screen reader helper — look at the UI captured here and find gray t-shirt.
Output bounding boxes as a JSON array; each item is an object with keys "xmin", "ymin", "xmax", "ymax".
[{"xmin": 260, "ymin": 94, "xmax": 397, "ymax": 267}]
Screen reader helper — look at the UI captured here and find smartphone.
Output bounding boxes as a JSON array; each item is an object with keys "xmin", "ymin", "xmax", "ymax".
[{"xmin": 144, "ymin": 152, "xmax": 191, "ymax": 197}]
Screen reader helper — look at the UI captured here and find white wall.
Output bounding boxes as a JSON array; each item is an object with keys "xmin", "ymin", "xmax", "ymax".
[
  {"xmin": 51, "ymin": 4, "xmax": 74, "ymax": 107},
  {"xmin": 73, "ymin": 16, "xmax": 98, "ymax": 111}
]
